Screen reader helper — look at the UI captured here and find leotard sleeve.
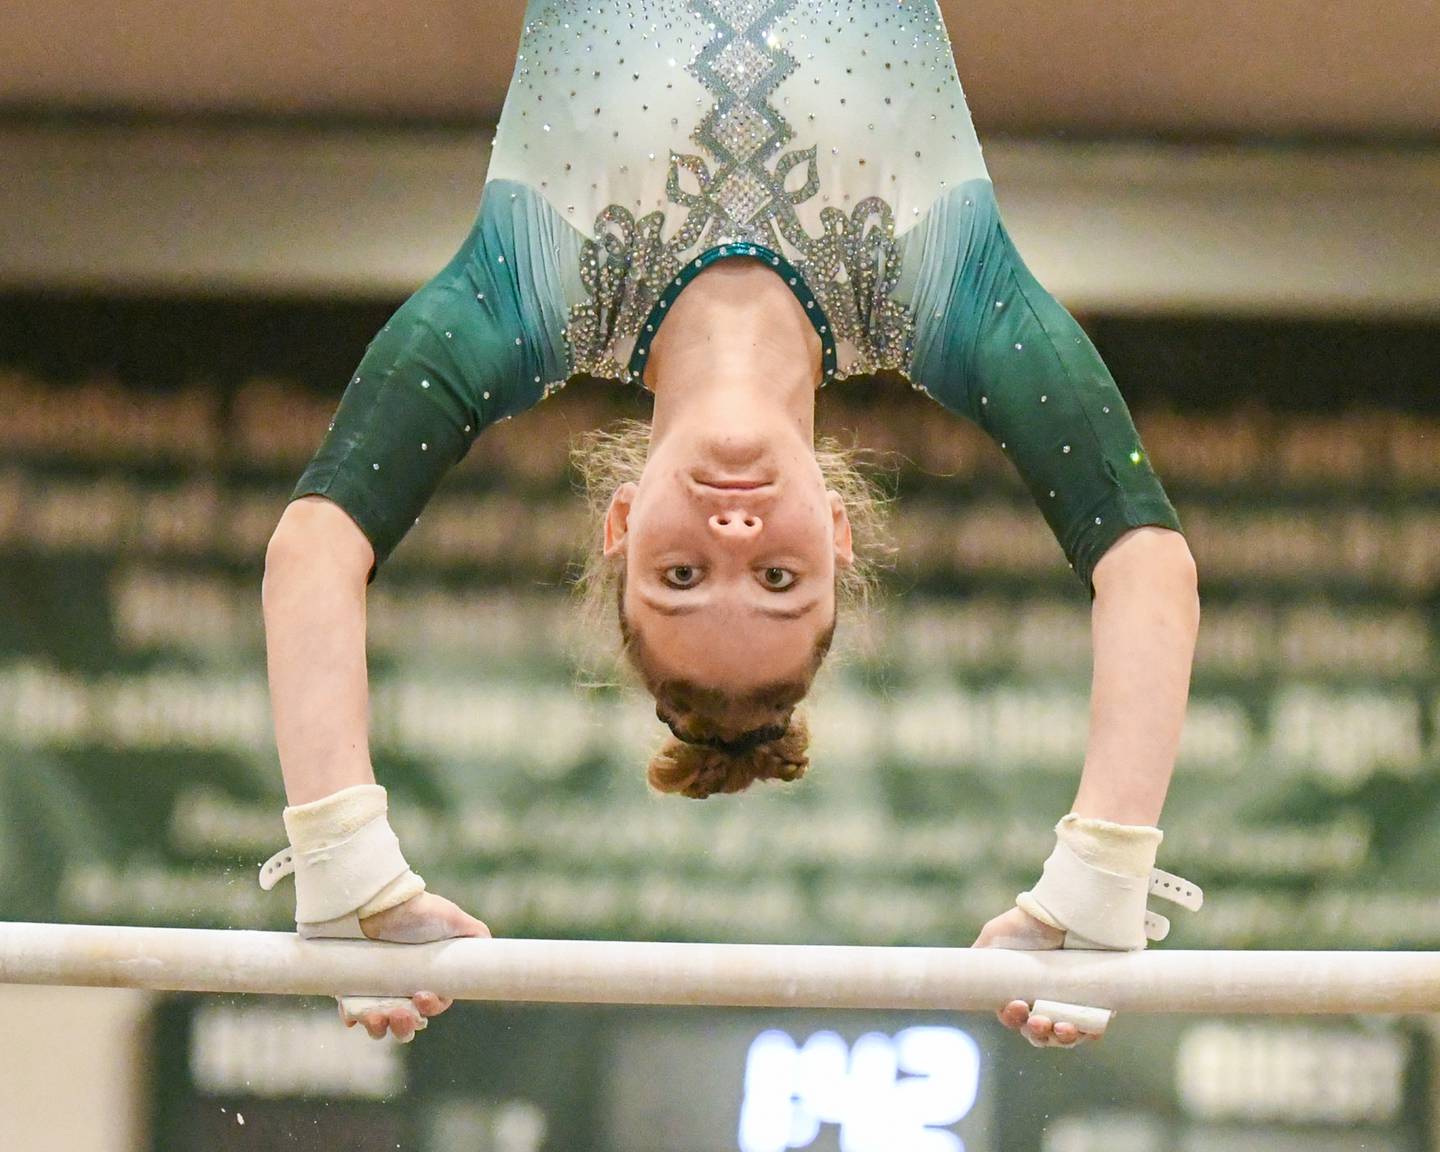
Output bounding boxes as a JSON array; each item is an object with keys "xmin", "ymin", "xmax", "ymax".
[
  {"xmin": 909, "ymin": 187, "xmax": 1183, "ymax": 596},
  {"xmin": 289, "ymin": 188, "xmax": 564, "ymax": 582}
]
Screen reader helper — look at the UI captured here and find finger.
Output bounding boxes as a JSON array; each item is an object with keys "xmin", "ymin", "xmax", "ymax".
[
  {"xmin": 998, "ymin": 1001, "xmax": 1030, "ymax": 1029},
  {"xmin": 412, "ymin": 992, "xmax": 453, "ymax": 1017},
  {"xmin": 389, "ymin": 1008, "xmax": 417, "ymax": 1044},
  {"xmin": 1053, "ymin": 1022, "xmax": 1080, "ymax": 1044},
  {"xmin": 1025, "ymin": 1014, "xmax": 1054, "ymax": 1044},
  {"xmin": 362, "ymin": 1011, "xmax": 388, "ymax": 1041}
]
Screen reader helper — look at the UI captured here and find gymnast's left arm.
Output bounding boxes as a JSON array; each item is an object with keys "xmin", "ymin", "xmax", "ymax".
[
  {"xmin": 973, "ymin": 526, "xmax": 1199, "ymax": 1045},
  {"xmin": 911, "ymin": 204, "xmax": 1202, "ymax": 1046}
]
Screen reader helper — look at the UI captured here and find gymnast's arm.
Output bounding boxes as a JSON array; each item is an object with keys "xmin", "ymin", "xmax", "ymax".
[
  {"xmin": 262, "ymin": 210, "xmax": 536, "ymax": 811},
  {"xmin": 262, "ymin": 494, "xmax": 380, "ymax": 807},
  {"xmin": 913, "ymin": 208, "xmax": 1199, "ymax": 833},
  {"xmin": 259, "ymin": 228, "xmax": 534, "ymax": 1038},
  {"xmin": 1074, "ymin": 525, "xmax": 1198, "ymax": 826},
  {"xmin": 911, "ymin": 199, "xmax": 1199, "ymax": 1042}
]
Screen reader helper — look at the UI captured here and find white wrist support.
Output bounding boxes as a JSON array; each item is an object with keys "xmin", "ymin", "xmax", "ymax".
[
  {"xmin": 258, "ymin": 784, "xmax": 425, "ymax": 928},
  {"xmin": 1016, "ymin": 814, "xmax": 1202, "ymax": 951}
]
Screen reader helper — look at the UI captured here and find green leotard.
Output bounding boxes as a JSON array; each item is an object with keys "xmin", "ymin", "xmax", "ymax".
[{"xmin": 293, "ymin": 1, "xmax": 1181, "ymax": 594}]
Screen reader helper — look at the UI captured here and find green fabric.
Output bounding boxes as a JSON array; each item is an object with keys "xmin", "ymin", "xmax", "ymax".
[
  {"xmin": 295, "ymin": 177, "xmax": 1181, "ymax": 593},
  {"xmin": 290, "ymin": 181, "xmax": 566, "ymax": 580},
  {"xmin": 908, "ymin": 182, "xmax": 1183, "ymax": 595}
]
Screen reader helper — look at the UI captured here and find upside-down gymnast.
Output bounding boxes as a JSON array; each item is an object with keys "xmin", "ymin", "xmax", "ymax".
[{"xmin": 259, "ymin": 0, "xmax": 1203, "ymax": 1048}]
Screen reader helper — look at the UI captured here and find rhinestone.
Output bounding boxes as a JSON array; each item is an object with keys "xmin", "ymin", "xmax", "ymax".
[
  {"xmin": 421, "ymin": 379, "xmax": 430, "ymax": 389},
  {"xmin": 713, "ymin": 169, "xmax": 769, "ymax": 222},
  {"xmin": 712, "ymin": 38, "xmax": 771, "ymax": 94},
  {"xmin": 1040, "ymin": 395, "xmax": 1047, "ymax": 403},
  {"xmin": 372, "ymin": 463, "xmax": 380, "ymax": 471},
  {"xmin": 421, "ymin": 442, "xmax": 428, "ymax": 451},
  {"xmin": 1095, "ymin": 517, "xmax": 1103, "ymax": 525},
  {"xmin": 1103, "ymin": 406, "xmax": 1111, "ymax": 414},
  {"xmin": 1062, "ymin": 445, "xmax": 1071, "ymax": 453},
  {"xmin": 549, "ymin": 3, "xmax": 925, "ymax": 391},
  {"xmin": 714, "ymin": 103, "xmax": 771, "ymax": 159}
]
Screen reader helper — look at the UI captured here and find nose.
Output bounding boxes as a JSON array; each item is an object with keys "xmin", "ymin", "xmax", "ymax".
[{"xmin": 708, "ymin": 509, "xmax": 762, "ymax": 539}]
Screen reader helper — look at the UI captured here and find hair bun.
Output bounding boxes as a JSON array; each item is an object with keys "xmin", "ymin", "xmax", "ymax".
[{"xmin": 647, "ymin": 712, "xmax": 810, "ymax": 799}]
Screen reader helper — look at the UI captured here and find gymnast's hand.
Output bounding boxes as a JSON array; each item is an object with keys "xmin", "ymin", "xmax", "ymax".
[
  {"xmin": 344, "ymin": 892, "xmax": 491, "ymax": 1042},
  {"xmin": 971, "ymin": 906, "xmax": 1098, "ymax": 1050}
]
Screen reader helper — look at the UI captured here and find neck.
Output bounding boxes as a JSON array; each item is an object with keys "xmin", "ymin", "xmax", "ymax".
[{"xmin": 643, "ymin": 258, "xmax": 822, "ymax": 444}]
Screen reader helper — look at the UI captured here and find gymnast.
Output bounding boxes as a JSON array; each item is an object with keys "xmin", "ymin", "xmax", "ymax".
[{"xmin": 259, "ymin": 0, "xmax": 1202, "ymax": 1047}]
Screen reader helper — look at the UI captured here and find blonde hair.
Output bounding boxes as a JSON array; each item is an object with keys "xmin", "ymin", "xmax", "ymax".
[{"xmin": 571, "ymin": 418, "xmax": 891, "ymax": 798}]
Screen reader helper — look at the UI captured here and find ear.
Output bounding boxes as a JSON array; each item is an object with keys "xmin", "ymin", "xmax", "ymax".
[
  {"xmin": 827, "ymin": 490, "xmax": 854, "ymax": 569},
  {"xmin": 603, "ymin": 482, "xmax": 638, "ymax": 559}
]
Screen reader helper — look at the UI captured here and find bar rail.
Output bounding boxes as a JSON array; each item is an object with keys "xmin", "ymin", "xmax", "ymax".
[{"xmin": 3, "ymin": 924, "xmax": 1438, "ymax": 1013}]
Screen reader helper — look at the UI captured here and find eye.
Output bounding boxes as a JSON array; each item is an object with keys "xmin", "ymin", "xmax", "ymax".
[
  {"xmin": 759, "ymin": 567, "xmax": 797, "ymax": 590},
  {"xmin": 663, "ymin": 565, "xmax": 703, "ymax": 588}
]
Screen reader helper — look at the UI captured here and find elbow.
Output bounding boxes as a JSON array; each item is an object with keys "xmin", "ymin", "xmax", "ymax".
[
  {"xmin": 1093, "ymin": 526, "xmax": 1199, "ymax": 614},
  {"xmin": 263, "ymin": 496, "xmax": 374, "ymax": 602}
]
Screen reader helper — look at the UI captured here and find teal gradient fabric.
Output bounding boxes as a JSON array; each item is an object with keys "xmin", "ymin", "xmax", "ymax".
[{"xmin": 292, "ymin": 1, "xmax": 1181, "ymax": 588}]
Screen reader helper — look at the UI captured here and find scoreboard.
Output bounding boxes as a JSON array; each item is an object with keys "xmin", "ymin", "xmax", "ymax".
[{"xmin": 149, "ymin": 996, "xmax": 1430, "ymax": 1152}]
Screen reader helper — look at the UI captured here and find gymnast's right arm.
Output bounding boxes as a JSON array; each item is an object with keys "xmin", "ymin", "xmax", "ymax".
[
  {"xmin": 262, "ymin": 218, "xmax": 536, "ymax": 806},
  {"xmin": 259, "ymin": 213, "xmax": 543, "ymax": 1041}
]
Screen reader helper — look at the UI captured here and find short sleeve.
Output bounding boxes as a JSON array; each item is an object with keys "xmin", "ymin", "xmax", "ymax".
[
  {"xmin": 913, "ymin": 203, "xmax": 1183, "ymax": 596},
  {"xmin": 290, "ymin": 201, "xmax": 554, "ymax": 581}
]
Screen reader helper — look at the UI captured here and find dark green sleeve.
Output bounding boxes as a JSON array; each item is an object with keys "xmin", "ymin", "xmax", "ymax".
[
  {"xmin": 916, "ymin": 203, "xmax": 1183, "ymax": 596},
  {"xmin": 290, "ymin": 208, "xmax": 548, "ymax": 582}
]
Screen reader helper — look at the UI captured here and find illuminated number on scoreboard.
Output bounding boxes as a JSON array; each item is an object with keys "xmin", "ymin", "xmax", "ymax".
[{"xmin": 737, "ymin": 1027, "xmax": 981, "ymax": 1152}]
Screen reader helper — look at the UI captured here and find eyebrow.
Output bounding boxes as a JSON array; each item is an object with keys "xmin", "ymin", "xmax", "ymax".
[{"xmin": 637, "ymin": 593, "xmax": 823, "ymax": 621}]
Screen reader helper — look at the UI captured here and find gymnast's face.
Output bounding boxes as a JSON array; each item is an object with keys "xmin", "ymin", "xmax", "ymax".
[{"xmin": 603, "ymin": 419, "xmax": 852, "ymax": 694}]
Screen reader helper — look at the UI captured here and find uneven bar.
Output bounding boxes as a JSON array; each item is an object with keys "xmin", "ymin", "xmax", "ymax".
[{"xmin": 1, "ymin": 923, "xmax": 1438, "ymax": 1014}]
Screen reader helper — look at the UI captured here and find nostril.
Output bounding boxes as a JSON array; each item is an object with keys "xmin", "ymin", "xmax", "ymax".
[{"xmin": 716, "ymin": 516, "xmax": 730, "ymax": 526}]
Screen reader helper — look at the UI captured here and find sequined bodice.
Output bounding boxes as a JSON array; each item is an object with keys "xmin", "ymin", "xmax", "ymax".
[{"xmin": 486, "ymin": 0, "xmax": 989, "ymax": 383}]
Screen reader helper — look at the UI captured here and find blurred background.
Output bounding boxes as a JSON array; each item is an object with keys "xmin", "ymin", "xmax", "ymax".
[{"xmin": 2, "ymin": 1, "xmax": 1439, "ymax": 1149}]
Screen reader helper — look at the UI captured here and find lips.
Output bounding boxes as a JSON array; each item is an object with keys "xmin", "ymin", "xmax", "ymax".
[{"xmin": 697, "ymin": 479, "xmax": 772, "ymax": 489}]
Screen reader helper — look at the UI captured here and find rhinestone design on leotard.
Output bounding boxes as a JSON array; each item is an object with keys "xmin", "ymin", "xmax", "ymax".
[{"xmin": 564, "ymin": 0, "xmax": 920, "ymax": 384}]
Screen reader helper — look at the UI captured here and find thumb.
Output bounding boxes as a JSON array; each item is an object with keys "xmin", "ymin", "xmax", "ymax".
[
  {"xmin": 447, "ymin": 905, "xmax": 492, "ymax": 939},
  {"xmin": 973, "ymin": 907, "xmax": 1065, "ymax": 950}
]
